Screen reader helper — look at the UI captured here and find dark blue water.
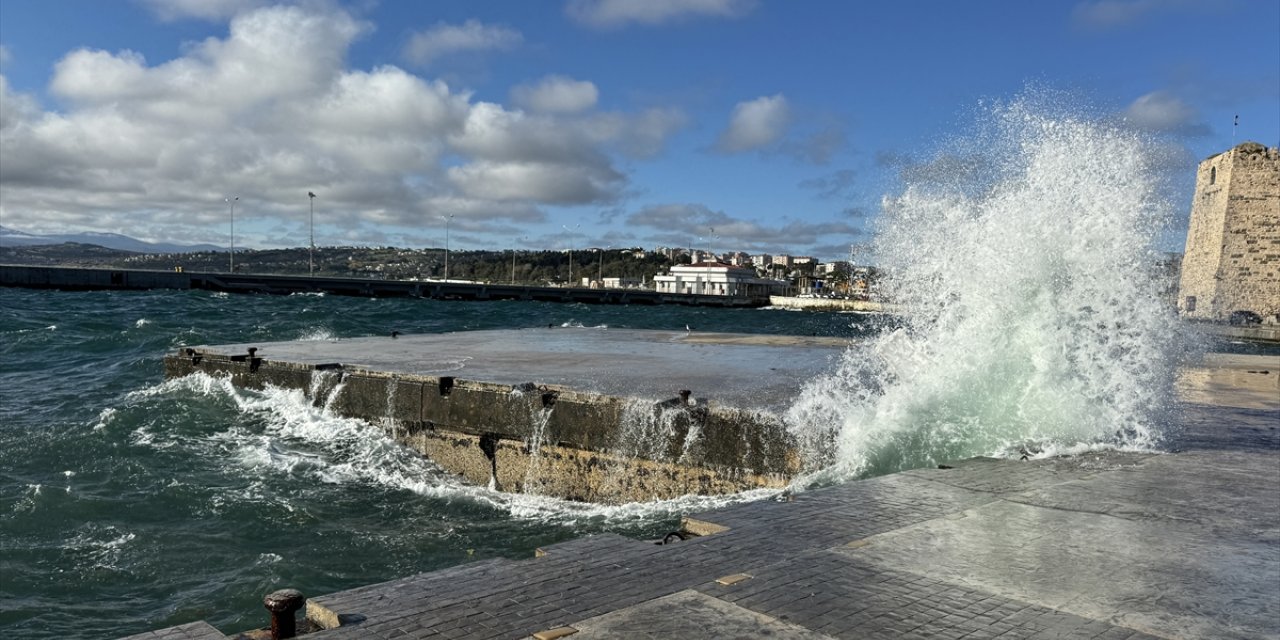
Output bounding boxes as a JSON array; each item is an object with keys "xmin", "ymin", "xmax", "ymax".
[{"xmin": 0, "ymin": 288, "xmax": 875, "ymax": 640}]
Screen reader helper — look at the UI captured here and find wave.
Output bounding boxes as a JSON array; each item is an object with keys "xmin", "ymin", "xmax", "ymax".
[{"xmin": 787, "ymin": 95, "xmax": 1187, "ymax": 484}]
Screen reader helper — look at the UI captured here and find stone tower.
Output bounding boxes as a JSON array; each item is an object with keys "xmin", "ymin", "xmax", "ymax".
[{"xmin": 1177, "ymin": 141, "xmax": 1280, "ymax": 321}]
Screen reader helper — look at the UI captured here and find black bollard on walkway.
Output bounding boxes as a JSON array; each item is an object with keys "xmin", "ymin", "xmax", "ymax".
[{"xmin": 263, "ymin": 589, "xmax": 306, "ymax": 640}]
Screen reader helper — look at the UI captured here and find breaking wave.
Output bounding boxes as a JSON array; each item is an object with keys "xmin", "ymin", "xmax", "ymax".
[{"xmin": 787, "ymin": 98, "xmax": 1188, "ymax": 482}]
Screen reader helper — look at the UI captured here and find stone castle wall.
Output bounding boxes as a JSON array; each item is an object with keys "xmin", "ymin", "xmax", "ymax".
[{"xmin": 1178, "ymin": 142, "xmax": 1280, "ymax": 321}]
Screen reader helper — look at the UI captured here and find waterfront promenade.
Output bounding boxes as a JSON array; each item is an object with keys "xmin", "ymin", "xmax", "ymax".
[{"xmin": 124, "ymin": 353, "xmax": 1280, "ymax": 640}]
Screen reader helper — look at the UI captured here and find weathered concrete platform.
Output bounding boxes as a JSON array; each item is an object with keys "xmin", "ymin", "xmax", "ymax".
[{"xmin": 165, "ymin": 329, "xmax": 849, "ymax": 502}]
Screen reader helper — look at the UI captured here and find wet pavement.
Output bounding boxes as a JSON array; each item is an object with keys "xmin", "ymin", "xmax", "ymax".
[
  {"xmin": 199, "ymin": 328, "xmax": 851, "ymax": 411},
  {"xmin": 126, "ymin": 344, "xmax": 1280, "ymax": 640},
  {"xmin": 220, "ymin": 399, "xmax": 1274, "ymax": 640}
]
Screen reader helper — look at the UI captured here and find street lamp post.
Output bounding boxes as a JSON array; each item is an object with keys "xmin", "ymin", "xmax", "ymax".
[
  {"xmin": 442, "ymin": 214, "xmax": 454, "ymax": 282},
  {"xmin": 506, "ymin": 236, "xmax": 522, "ymax": 284},
  {"xmin": 308, "ymin": 191, "xmax": 316, "ymax": 276},
  {"xmin": 561, "ymin": 224, "xmax": 579, "ymax": 287},
  {"xmin": 597, "ymin": 244, "xmax": 610, "ymax": 286},
  {"xmin": 226, "ymin": 196, "xmax": 238, "ymax": 273}
]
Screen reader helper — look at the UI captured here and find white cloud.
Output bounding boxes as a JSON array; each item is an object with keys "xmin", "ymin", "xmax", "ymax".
[
  {"xmin": 715, "ymin": 94, "xmax": 790, "ymax": 153},
  {"xmin": 0, "ymin": 76, "xmax": 40, "ymax": 132},
  {"xmin": 448, "ymin": 161, "xmax": 623, "ymax": 204},
  {"xmin": 403, "ymin": 19, "xmax": 522, "ymax": 66},
  {"xmin": 625, "ymin": 202, "xmax": 861, "ymax": 253},
  {"xmin": 511, "ymin": 75, "xmax": 599, "ymax": 113},
  {"xmin": 581, "ymin": 107, "xmax": 688, "ymax": 158},
  {"xmin": 138, "ymin": 0, "xmax": 273, "ymax": 22},
  {"xmin": 0, "ymin": 5, "xmax": 660, "ymax": 246},
  {"xmin": 1122, "ymin": 91, "xmax": 1209, "ymax": 136},
  {"xmin": 567, "ymin": 0, "xmax": 757, "ymax": 29}
]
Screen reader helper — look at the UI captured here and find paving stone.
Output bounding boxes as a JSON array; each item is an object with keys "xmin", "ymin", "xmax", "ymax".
[
  {"xmin": 564, "ymin": 589, "xmax": 834, "ymax": 639},
  {"xmin": 117, "ymin": 621, "xmax": 227, "ymax": 640}
]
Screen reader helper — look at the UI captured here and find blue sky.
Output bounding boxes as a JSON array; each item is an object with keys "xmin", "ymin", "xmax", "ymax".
[{"xmin": 1, "ymin": 0, "xmax": 1276, "ymax": 260}]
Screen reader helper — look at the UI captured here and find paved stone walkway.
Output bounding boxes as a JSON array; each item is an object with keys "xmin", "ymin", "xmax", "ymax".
[
  {"xmin": 124, "ymin": 399, "xmax": 1278, "ymax": 640},
  {"xmin": 261, "ymin": 402, "xmax": 1276, "ymax": 640}
]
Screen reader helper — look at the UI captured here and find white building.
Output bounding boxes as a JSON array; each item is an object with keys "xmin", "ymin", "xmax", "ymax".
[{"xmin": 653, "ymin": 262, "xmax": 789, "ymax": 300}]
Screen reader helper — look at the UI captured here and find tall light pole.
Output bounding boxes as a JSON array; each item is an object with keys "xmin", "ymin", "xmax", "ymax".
[
  {"xmin": 308, "ymin": 191, "xmax": 317, "ymax": 276},
  {"xmin": 442, "ymin": 214, "xmax": 454, "ymax": 282},
  {"xmin": 561, "ymin": 223, "xmax": 579, "ymax": 287},
  {"xmin": 511, "ymin": 236, "xmax": 525, "ymax": 284},
  {"xmin": 226, "ymin": 196, "xmax": 238, "ymax": 273},
  {"xmin": 597, "ymin": 244, "xmax": 610, "ymax": 286}
]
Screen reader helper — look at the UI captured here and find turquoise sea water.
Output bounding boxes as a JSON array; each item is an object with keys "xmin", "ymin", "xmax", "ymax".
[{"xmin": 0, "ymin": 287, "xmax": 874, "ymax": 640}]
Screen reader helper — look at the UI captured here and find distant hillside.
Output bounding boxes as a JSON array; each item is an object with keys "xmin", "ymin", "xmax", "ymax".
[
  {"xmin": 0, "ymin": 226, "xmax": 223, "ymax": 253},
  {"xmin": 0, "ymin": 241, "xmax": 683, "ymax": 284},
  {"xmin": 0, "ymin": 242, "xmax": 141, "ymax": 267}
]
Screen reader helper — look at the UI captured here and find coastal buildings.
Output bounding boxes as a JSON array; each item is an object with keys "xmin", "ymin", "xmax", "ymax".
[
  {"xmin": 1178, "ymin": 141, "xmax": 1280, "ymax": 322},
  {"xmin": 652, "ymin": 262, "xmax": 789, "ymax": 300}
]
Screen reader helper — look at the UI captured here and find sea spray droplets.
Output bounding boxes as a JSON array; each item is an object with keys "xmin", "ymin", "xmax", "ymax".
[{"xmin": 788, "ymin": 102, "xmax": 1184, "ymax": 481}]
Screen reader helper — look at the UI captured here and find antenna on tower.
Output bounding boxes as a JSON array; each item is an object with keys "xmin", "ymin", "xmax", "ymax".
[{"xmin": 1233, "ymin": 114, "xmax": 1238, "ymax": 144}]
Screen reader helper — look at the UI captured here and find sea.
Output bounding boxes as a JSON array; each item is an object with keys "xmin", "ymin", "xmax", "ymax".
[
  {"xmin": 4, "ymin": 97, "xmax": 1272, "ymax": 640},
  {"xmin": 0, "ymin": 289, "xmax": 881, "ymax": 639}
]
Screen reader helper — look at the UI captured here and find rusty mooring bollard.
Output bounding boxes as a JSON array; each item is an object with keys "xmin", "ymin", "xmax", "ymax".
[{"xmin": 263, "ymin": 588, "xmax": 306, "ymax": 640}]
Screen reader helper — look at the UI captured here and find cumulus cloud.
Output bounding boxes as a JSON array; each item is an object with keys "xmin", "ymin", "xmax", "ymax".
[
  {"xmin": 715, "ymin": 94, "xmax": 790, "ymax": 153},
  {"xmin": 511, "ymin": 75, "xmax": 599, "ymax": 113},
  {"xmin": 403, "ymin": 19, "xmax": 522, "ymax": 66},
  {"xmin": 0, "ymin": 5, "xmax": 669, "ymax": 246},
  {"xmin": 566, "ymin": 0, "xmax": 757, "ymax": 29},
  {"xmin": 138, "ymin": 0, "xmax": 273, "ymax": 22},
  {"xmin": 580, "ymin": 107, "xmax": 688, "ymax": 158},
  {"xmin": 1122, "ymin": 91, "xmax": 1209, "ymax": 136},
  {"xmin": 625, "ymin": 203, "xmax": 861, "ymax": 254}
]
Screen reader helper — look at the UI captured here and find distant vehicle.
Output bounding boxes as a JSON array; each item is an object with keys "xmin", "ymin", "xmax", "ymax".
[{"xmin": 1228, "ymin": 310, "xmax": 1263, "ymax": 325}]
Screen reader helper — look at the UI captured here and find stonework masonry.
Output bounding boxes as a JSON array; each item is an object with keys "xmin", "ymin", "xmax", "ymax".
[{"xmin": 1178, "ymin": 141, "xmax": 1280, "ymax": 321}]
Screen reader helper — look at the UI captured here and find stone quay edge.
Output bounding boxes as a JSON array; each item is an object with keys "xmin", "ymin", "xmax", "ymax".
[{"xmin": 164, "ymin": 328, "xmax": 854, "ymax": 503}]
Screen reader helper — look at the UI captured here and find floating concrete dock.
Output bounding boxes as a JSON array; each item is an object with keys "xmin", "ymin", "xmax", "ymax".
[{"xmin": 165, "ymin": 329, "xmax": 851, "ymax": 502}]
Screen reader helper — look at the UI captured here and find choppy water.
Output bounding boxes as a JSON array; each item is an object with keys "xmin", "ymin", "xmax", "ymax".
[{"xmin": 0, "ymin": 288, "xmax": 873, "ymax": 639}]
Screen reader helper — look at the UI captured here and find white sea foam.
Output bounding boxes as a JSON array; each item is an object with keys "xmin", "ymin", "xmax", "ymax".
[
  {"xmin": 64, "ymin": 526, "xmax": 137, "ymax": 571},
  {"xmin": 134, "ymin": 318, "xmax": 152, "ymax": 328},
  {"xmin": 296, "ymin": 327, "xmax": 337, "ymax": 341},
  {"xmin": 786, "ymin": 98, "xmax": 1186, "ymax": 484},
  {"xmin": 559, "ymin": 321, "xmax": 608, "ymax": 329},
  {"xmin": 93, "ymin": 407, "xmax": 116, "ymax": 431}
]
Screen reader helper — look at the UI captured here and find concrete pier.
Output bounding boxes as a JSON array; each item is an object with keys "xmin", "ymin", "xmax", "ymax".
[
  {"xmin": 1, "ymin": 264, "xmax": 765, "ymax": 307},
  {"xmin": 131, "ymin": 348, "xmax": 1278, "ymax": 639},
  {"xmin": 164, "ymin": 329, "xmax": 850, "ymax": 502}
]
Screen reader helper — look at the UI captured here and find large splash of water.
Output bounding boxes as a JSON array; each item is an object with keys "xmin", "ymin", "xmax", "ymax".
[{"xmin": 788, "ymin": 101, "xmax": 1187, "ymax": 482}]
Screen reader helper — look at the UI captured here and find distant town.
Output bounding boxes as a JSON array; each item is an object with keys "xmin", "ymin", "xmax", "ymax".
[{"xmin": 0, "ymin": 239, "xmax": 881, "ymax": 300}]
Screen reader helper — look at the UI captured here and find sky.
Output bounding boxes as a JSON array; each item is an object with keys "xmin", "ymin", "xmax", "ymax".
[{"xmin": 0, "ymin": 0, "xmax": 1277, "ymax": 261}]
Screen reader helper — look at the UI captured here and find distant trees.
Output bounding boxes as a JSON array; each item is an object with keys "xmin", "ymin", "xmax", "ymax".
[{"xmin": 61, "ymin": 245, "xmax": 681, "ymax": 284}]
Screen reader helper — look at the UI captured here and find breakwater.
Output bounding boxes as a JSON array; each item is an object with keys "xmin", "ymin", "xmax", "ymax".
[
  {"xmin": 0, "ymin": 264, "xmax": 765, "ymax": 307},
  {"xmin": 163, "ymin": 329, "xmax": 850, "ymax": 503}
]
